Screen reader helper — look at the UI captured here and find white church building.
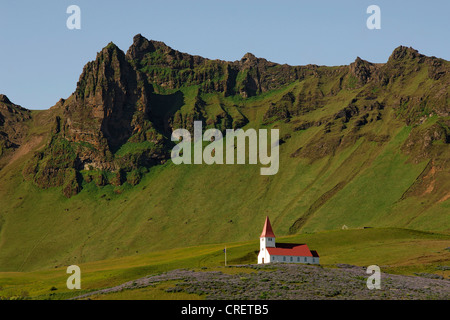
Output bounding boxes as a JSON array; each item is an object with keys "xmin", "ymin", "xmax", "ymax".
[{"xmin": 257, "ymin": 216, "xmax": 320, "ymax": 264}]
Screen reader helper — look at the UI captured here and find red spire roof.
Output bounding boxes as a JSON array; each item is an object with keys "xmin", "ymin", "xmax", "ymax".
[{"xmin": 260, "ymin": 216, "xmax": 276, "ymax": 238}]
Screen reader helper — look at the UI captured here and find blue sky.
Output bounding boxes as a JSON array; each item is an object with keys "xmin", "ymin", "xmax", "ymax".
[{"xmin": 0, "ymin": 0, "xmax": 449, "ymax": 110}]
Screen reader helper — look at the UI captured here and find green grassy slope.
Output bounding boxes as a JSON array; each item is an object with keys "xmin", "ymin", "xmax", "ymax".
[
  {"xmin": 0, "ymin": 46, "xmax": 448, "ymax": 274},
  {"xmin": 0, "ymin": 228, "xmax": 448, "ymax": 299},
  {"xmin": 0, "ymin": 93, "xmax": 448, "ymax": 272}
]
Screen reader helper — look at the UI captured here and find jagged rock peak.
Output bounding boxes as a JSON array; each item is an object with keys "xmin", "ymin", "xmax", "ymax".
[
  {"xmin": 350, "ymin": 56, "xmax": 374, "ymax": 68},
  {"xmin": 105, "ymin": 41, "xmax": 119, "ymax": 50},
  {"xmin": 127, "ymin": 34, "xmax": 173, "ymax": 60},
  {"xmin": 238, "ymin": 52, "xmax": 277, "ymax": 70},
  {"xmin": 99, "ymin": 41, "xmax": 125, "ymax": 58},
  {"xmin": 240, "ymin": 52, "xmax": 258, "ymax": 64},
  {"xmin": 389, "ymin": 46, "xmax": 423, "ymax": 61},
  {"xmin": 350, "ymin": 57, "xmax": 374, "ymax": 70},
  {"xmin": 77, "ymin": 41, "xmax": 128, "ymax": 77},
  {"xmin": 132, "ymin": 33, "xmax": 146, "ymax": 45},
  {"xmin": 0, "ymin": 94, "xmax": 11, "ymax": 104},
  {"xmin": 348, "ymin": 57, "xmax": 377, "ymax": 85},
  {"xmin": 0, "ymin": 95, "xmax": 29, "ymax": 112},
  {"xmin": 127, "ymin": 34, "xmax": 153, "ymax": 59},
  {"xmin": 74, "ymin": 40, "xmax": 134, "ymax": 104},
  {"xmin": 241, "ymin": 52, "xmax": 256, "ymax": 60},
  {"xmin": 353, "ymin": 56, "xmax": 372, "ymax": 64}
]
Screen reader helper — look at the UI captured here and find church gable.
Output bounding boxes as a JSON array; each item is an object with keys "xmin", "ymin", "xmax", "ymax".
[{"xmin": 257, "ymin": 216, "xmax": 320, "ymax": 265}]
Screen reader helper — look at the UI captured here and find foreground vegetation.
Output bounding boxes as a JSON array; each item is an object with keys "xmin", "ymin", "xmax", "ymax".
[{"xmin": 0, "ymin": 227, "xmax": 448, "ymax": 300}]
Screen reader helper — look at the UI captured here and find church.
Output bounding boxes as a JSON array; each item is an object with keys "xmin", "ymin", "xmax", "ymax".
[{"xmin": 257, "ymin": 216, "xmax": 320, "ymax": 264}]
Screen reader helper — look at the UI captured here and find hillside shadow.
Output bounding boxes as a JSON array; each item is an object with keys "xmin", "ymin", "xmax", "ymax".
[{"xmin": 149, "ymin": 90, "xmax": 185, "ymax": 137}]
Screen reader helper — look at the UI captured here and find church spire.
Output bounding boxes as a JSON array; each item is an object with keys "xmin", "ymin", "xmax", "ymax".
[{"xmin": 260, "ymin": 216, "xmax": 276, "ymax": 238}]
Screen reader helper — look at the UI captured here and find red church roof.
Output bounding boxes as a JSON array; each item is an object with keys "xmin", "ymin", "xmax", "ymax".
[
  {"xmin": 260, "ymin": 216, "xmax": 276, "ymax": 238},
  {"xmin": 267, "ymin": 243, "xmax": 314, "ymax": 257}
]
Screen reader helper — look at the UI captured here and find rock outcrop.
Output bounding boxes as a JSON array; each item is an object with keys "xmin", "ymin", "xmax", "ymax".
[
  {"xmin": 21, "ymin": 37, "xmax": 450, "ymax": 197},
  {"xmin": 0, "ymin": 95, "xmax": 31, "ymax": 158}
]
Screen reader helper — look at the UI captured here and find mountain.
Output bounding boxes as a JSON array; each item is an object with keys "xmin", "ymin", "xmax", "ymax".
[
  {"xmin": 0, "ymin": 35, "xmax": 448, "ymax": 271},
  {"xmin": 0, "ymin": 94, "xmax": 32, "ymax": 167}
]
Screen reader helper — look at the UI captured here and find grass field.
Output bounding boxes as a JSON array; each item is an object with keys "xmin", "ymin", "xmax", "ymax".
[{"xmin": 0, "ymin": 227, "xmax": 448, "ymax": 299}]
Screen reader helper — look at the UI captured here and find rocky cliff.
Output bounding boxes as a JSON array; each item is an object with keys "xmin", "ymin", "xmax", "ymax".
[
  {"xmin": 6, "ymin": 35, "xmax": 447, "ymax": 198},
  {"xmin": 0, "ymin": 94, "xmax": 32, "ymax": 162}
]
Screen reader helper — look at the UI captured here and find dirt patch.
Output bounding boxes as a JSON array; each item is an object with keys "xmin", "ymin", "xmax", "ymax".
[
  {"xmin": 423, "ymin": 179, "xmax": 436, "ymax": 195},
  {"xmin": 11, "ymin": 136, "xmax": 43, "ymax": 163},
  {"xmin": 438, "ymin": 193, "xmax": 450, "ymax": 203},
  {"xmin": 1, "ymin": 135, "xmax": 44, "ymax": 171}
]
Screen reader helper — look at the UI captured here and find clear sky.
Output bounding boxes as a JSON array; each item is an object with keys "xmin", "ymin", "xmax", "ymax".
[{"xmin": 0, "ymin": 0, "xmax": 449, "ymax": 110}]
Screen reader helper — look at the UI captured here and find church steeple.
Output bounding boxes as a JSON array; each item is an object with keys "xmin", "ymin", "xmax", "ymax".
[
  {"xmin": 260, "ymin": 216, "xmax": 276, "ymax": 238},
  {"xmin": 260, "ymin": 216, "xmax": 276, "ymax": 251}
]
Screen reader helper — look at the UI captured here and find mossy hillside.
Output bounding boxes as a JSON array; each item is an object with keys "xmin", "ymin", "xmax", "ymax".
[
  {"xmin": 1, "ymin": 104, "xmax": 448, "ymax": 273},
  {"xmin": 0, "ymin": 40, "xmax": 448, "ymax": 274},
  {"xmin": 25, "ymin": 41, "xmax": 450, "ymax": 199},
  {"xmin": 138, "ymin": 49, "xmax": 228, "ymax": 92},
  {"xmin": 22, "ymin": 134, "xmax": 80, "ymax": 197},
  {"xmin": 2, "ymin": 108, "xmax": 449, "ymax": 272}
]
